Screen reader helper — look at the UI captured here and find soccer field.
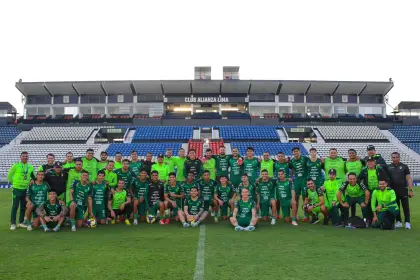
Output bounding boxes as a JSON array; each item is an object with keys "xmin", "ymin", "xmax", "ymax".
[{"xmin": 0, "ymin": 189, "xmax": 418, "ymax": 280}]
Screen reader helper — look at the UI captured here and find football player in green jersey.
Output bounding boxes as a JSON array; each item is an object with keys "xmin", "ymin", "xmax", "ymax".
[
  {"xmin": 36, "ymin": 190, "xmax": 67, "ymax": 232},
  {"xmin": 182, "ymin": 171, "xmax": 198, "ymax": 200},
  {"xmin": 259, "ymin": 152, "xmax": 275, "ymax": 178},
  {"xmin": 114, "ymin": 159, "xmax": 136, "ymax": 191},
  {"xmin": 276, "ymin": 170, "xmax": 297, "ymax": 226},
  {"xmin": 303, "ymin": 179, "xmax": 328, "ymax": 224},
  {"xmin": 197, "ymin": 170, "xmax": 218, "ymax": 219},
  {"xmin": 274, "ymin": 152, "xmax": 290, "ymax": 180},
  {"xmin": 243, "ymin": 147, "xmax": 260, "ymax": 185},
  {"xmin": 88, "ymin": 171, "xmax": 107, "ymax": 225},
  {"xmin": 164, "ymin": 148, "xmax": 176, "ymax": 173},
  {"xmin": 230, "ymin": 188, "xmax": 258, "ymax": 231},
  {"xmin": 129, "ymin": 150, "xmax": 143, "ymax": 177},
  {"xmin": 62, "ymin": 152, "xmax": 75, "ymax": 169},
  {"xmin": 307, "ymin": 148, "xmax": 324, "ymax": 189},
  {"xmin": 174, "ymin": 148, "xmax": 187, "ymax": 182},
  {"xmin": 371, "ymin": 180, "xmax": 399, "ymax": 229},
  {"xmin": 322, "ymin": 148, "xmax": 345, "ymax": 184},
  {"xmin": 321, "ymin": 169, "xmax": 343, "ymax": 226},
  {"xmin": 289, "ymin": 147, "xmax": 309, "ymax": 222},
  {"xmin": 164, "ymin": 172, "xmax": 185, "ymax": 223},
  {"xmin": 237, "ymin": 173, "xmax": 256, "ymax": 202},
  {"xmin": 228, "ymin": 148, "xmax": 243, "ymax": 190},
  {"xmin": 337, "ymin": 173, "xmax": 370, "ymax": 222},
  {"xmin": 179, "ymin": 186, "xmax": 207, "ymax": 228},
  {"xmin": 25, "ymin": 170, "xmax": 50, "ymax": 231},
  {"xmin": 96, "ymin": 151, "xmax": 109, "ymax": 173},
  {"xmin": 132, "ymin": 169, "xmax": 149, "ymax": 225},
  {"xmin": 214, "ymin": 146, "xmax": 230, "ymax": 182},
  {"xmin": 346, "ymin": 149, "xmax": 365, "ymax": 218},
  {"xmin": 69, "ymin": 170, "xmax": 93, "ymax": 231},
  {"xmin": 114, "ymin": 152, "xmax": 123, "ymax": 170},
  {"xmin": 256, "ymin": 170, "xmax": 277, "ymax": 225},
  {"xmin": 214, "ymin": 175, "xmax": 236, "ymax": 220},
  {"xmin": 108, "ymin": 179, "xmax": 131, "ymax": 225},
  {"xmin": 202, "ymin": 148, "xmax": 217, "ymax": 180}
]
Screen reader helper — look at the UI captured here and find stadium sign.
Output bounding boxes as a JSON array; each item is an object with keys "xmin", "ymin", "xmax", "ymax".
[
  {"xmin": 103, "ymin": 128, "xmax": 124, "ymax": 134},
  {"xmin": 185, "ymin": 97, "xmax": 230, "ymax": 103}
]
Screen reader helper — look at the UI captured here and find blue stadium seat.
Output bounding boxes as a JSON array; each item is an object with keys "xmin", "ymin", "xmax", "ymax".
[
  {"xmin": 0, "ymin": 126, "xmax": 20, "ymax": 144},
  {"xmin": 106, "ymin": 143, "xmax": 183, "ymax": 156},
  {"xmin": 132, "ymin": 126, "xmax": 193, "ymax": 141},
  {"xmin": 390, "ymin": 126, "xmax": 420, "ymax": 143},
  {"xmin": 230, "ymin": 142, "xmax": 308, "ymax": 156},
  {"xmin": 219, "ymin": 126, "xmax": 279, "ymax": 140}
]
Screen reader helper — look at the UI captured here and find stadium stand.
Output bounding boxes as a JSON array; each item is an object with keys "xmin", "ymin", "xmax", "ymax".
[
  {"xmin": 188, "ymin": 139, "xmax": 204, "ymax": 156},
  {"xmin": 311, "ymin": 143, "xmax": 420, "ymax": 175},
  {"xmin": 230, "ymin": 142, "xmax": 308, "ymax": 157},
  {"xmin": 219, "ymin": 126, "xmax": 279, "ymax": 140},
  {"xmin": 22, "ymin": 127, "xmax": 97, "ymax": 143},
  {"xmin": 316, "ymin": 126, "xmax": 387, "ymax": 141},
  {"xmin": 133, "ymin": 126, "xmax": 193, "ymax": 141},
  {"xmin": 191, "ymin": 112, "xmax": 221, "ymax": 119},
  {"xmin": 209, "ymin": 139, "xmax": 224, "ymax": 154},
  {"xmin": 0, "ymin": 144, "xmax": 102, "ymax": 179},
  {"xmin": 107, "ymin": 143, "xmax": 182, "ymax": 157},
  {"xmin": 389, "ymin": 126, "xmax": 420, "ymax": 143},
  {"xmin": 0, "ymin": 126, "xmax": 20, "ymax": 145}
]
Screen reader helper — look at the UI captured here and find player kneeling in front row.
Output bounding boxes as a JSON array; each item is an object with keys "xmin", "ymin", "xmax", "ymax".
[
  {"xmin": 108, "ymin": 179, "xmax": 132, "ymax": 225},
  {"xmin": 371, "ymin": 180, "xmax": 399, "ymax": 230},
  {"xmin": 303, "ymin": 179, "xmax": 328, "ymax": 224},
  {"xmin": 178, "ymin": 187, "xmax": 208, "ymax": 227},
  {"xmin": 230, "ymin": 188, "xmax": 258, "ymax": 231},
  {"xmin": 69, "ymin": 170, "xmax": 92, "ymax": 232},
  {"xmin": 214, "ymin": 175, "xmax": 235, "ymax": 220},
  {"xmin": 256, "ymin": 170, "xmax": 277, "ymax": 225},
  {"xmin": 36, "ymin": 191, "xmax": 67, "ymax": 232},
  {"xmin": 164, "ymin": 172, "xmax": 184, "ymax": 224}
]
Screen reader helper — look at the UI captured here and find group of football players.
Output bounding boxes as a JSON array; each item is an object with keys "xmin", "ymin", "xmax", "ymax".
[{"xmin": 7, "ymin": 144, "xmax": 414, "ymax": 232}]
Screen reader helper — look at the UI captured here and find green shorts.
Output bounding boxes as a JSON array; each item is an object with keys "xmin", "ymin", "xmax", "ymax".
[
  {"xmin": 280, "ymin": 199, "xmax": 291, "ymax": 217},
  {"xmin": 219, "ymin": 200, "xmax": 231, "ymax": 216},
  {"xmin": 147, "ymin": 201, "xmax": 162, "ymax": 216},
  {"xmin": 237, "ymin": 217, "xmax": 251, "ymax": 227},
  {"xmin": 76, "ymin": 205, "xmax": 87, "ymax": 221},
  {"xmin": 46, "ymin": 221, "xmax": 58, "ymax": 228},
  {"xmin": 92, "ymin": 206, "xmax": 106, "ymax": 220},
  {"xmin": 139, "ymin": 201, "xmax": 147, "ymax": 216},
  {"xmin": 31, "ymin": 204, "xmax": 40, "ymax": 218},
  {"xmin": 313, "ymin": 178, "xmax": 324, "ymax": 189},
  {"xmin": 203, "ymin": 200, "xmax": 214, "ymax": 211},
  {"xmin": 167, "ymin": 201, "xmax": 181, "ymax": 215},
  {"xmin": 293, "ymin": 180, "xmax": 307, "ymax": 197},
  {"xmin": 260, "ymin": 200, "xmax": 274, "ymax": 217}
]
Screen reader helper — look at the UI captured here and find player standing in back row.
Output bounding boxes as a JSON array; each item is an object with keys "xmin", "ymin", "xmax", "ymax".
[
  {"xmin": 243, "ymin": 147, "xmax": 260, "ymax": 185},
  {"xmin": 306, "ymin": 148, "xmax": 324, "ymax": 189},
  {"xmin": 184, "ymin": 149, "xmax": 203, "ymax": 180},
  {"xmin": 289, "ymin": 147, "xmax": 309, "ymax": 222}
]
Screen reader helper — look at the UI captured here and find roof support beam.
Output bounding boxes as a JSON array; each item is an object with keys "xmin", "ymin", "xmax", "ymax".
[
  {"xmin": 219, "ymin": 81, "xmax": 222, "ymax": 94},
  {"xmin": 190, "ymin": 81, "xmax": 193, "ymax": 95},
  {"xmin": 275, "ymin": 82, "xmax": 282, "ymax": 95},
  {"xmin": 130, "ymin": 81, "xmax": 137, "ymax": 95},
  {"xmin": 358, "ymin": 83, "xmax": 368, "ymax": 96},
  {"xmin": 43, "ymin": 83, "xmax": 53, "ymax": 97},
  {"xmin": 100, "ymin": 82, "xmax": 107, "ymax": 96},
  {"xmin": 71, "ymin": 83, "xmax": 80, "ymax": 96},
  {"xmin": 160, "ymin": 82, "xmax": 165, "ymax": 96},
  {"xmin": 383, "ymin": 83, "xmax": 394, "ymax": 97},
  {"xmin": 247, "ymin": 82, "xmax": 252, "ymax": 95},
  {"xmin": 331, "ymin": 83, "xmax": 340, "ymax": 96},
  {"xmin": 304, "ymin": 83, "xmax": 312, "ymax": 96}
]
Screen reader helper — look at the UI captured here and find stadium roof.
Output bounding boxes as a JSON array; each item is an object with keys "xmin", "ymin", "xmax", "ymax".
[
  {"xmin": 397, "ymin": 101, "xmax": 420, "ymax": 110},
  {"xmin": 16, "ymin": 79, "xmax": 394, "ymax": 97}
]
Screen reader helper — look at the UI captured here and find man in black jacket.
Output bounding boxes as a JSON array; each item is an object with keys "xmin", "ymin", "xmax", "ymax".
[
  {"xmin": 364, "ymin": 145, "xmax": 391, "ymax": 182},
  {"xmin": 44, "ymin": 162, "xmax": 66, "ymax": 202}
]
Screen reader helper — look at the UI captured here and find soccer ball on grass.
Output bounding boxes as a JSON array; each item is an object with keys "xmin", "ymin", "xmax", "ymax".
[{"xmin": 87, "ymin": 218, "xmax": 97, "ymax": 228}]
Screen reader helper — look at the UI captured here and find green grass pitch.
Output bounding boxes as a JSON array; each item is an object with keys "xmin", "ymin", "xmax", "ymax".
[{"xmin": 0, "ymin": 189, "xmax": 419, "ymax": 280}]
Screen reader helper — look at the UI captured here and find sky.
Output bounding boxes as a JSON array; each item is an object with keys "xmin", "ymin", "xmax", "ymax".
[{"xmin": 1, "ymin": 0, "xmax": 419, "ymax": 114}]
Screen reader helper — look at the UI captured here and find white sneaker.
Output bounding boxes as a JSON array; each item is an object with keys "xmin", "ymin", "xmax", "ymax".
[
  {"xmin": 271, "ymin": 218, "xmax": 276, "ymax": 225},
  {"xmin": 71, "ymin": 226, "xmax": 76, "ymax": 232},
  {"xmin": 27, "ymin": 225, "xmax": 33, "ymax": 231},
  {"xmin": 292, "ymin": 221, "xmax": 298, "ymax": 226},
  {"xmin": 395, "ymin": 221, "xmax": 403, "ymax": 228},
  {"xmin": 405, "ymin": 222, "xmax": 412, "ymax": 230},
  {"xmin": 18, "ymin": 223, "xmax": 27, "ymax": 228},
  {"xmin": 214, "ymin": 217, "xmax": 219, "ymax": 223},
  {"xmin": 10, "ymin": 224, "xmax": 16, "ymax": 230},
  {"xmin": 133, "ymin": 219, "xmax": 138, "ymax": 226}
]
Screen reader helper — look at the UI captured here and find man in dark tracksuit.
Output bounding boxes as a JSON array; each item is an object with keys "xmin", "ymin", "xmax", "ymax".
[
  {"xmin": 183, "ymin": 149, "xmax": 203, "ymax": 181},
  {"xmin": 358, "ymin": 157, "xmax": 389, "ymax": 225},
  {"xmin": 44, "ymin": 162, "xmax": 67, "ymax": 202},
  {"xmin": 364, "ymin": 145, "xmax": 391, "ymax": 182},
  {"xmin": 388, "ymin": 152, "xmax": 413, "ymax": 229}
]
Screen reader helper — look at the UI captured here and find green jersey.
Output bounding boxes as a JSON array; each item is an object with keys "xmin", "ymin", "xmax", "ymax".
[
  {"xmin": 181, "ymin": 181, "xmax": 198, "ymax": 200},
  {"xmin": 237, "ymin": 183, "xmax": 256, "ymax": 201},
  {"xmin": 197, "ymin": 179, "xmax": 216, "ymax": 202},
  {"xmin": 63, "ymin": 161, "xmax": 76, "ymax": 169},
  {"xmin": 114, "ymin": 168, "xmax": 136, "ymax": 190},
  {"xmin": 71, "ymin": 180, "xmax": 92, "ymax": 207},
  {"xmin": 96, "ymin": 161, "xmax": 108, "ymax": 173},
  {"xmin": 114, "ymin": 161, "xmax": 123, "ymax": 170},
  {"xmin": 129, "ymin": 161, "xmax": 143, "ymax": 176},
  {"xmin": 7, "ymin": 161, "xmax": 35, "ymax": 190},
  {"xmin": 323, "ymin": 179, "xmax": 341, "ymax": 206},
  {"xmin": 102, "ymin": 169, "xmax": 118, "ymax": 188},
  {"xmin": 215, "ymin": 155, "xmax": 230, "ymax": 178},
  {"xmin": 305, "ymin": 187, "xmax": 324, "ymax": 204},
  {"xmin": 27, "ymin": 182, "xmax": 50, "ymax": 206},
  {"xmin": 132, "ymin": 178, "xmax": 149, "ymax": 199},
  {"xmin": 184, "ymin": 197, "xmax": 203, "ymax": 215},
  {"xmin": 164, "ymin": 182, "xmax": 183, "ymax": 206},
  {"xmin": 81, "ymin": 157, "xmax": 98, "ymax": 182},
  {"xmin": 256, "ymin": 178, "xmax": 275, "ymax": 203},
  {"xmin": 367, "ymin": 169, "xmax": 379, "ymax": 191},
  {"xmin": 63, "ymin": 167, "xmax": 85, "ymax": 203},
  {"xmin": 307, "ymin": 158, "xmax": 323, "ymax": 182},
  {"xmin": 243, "ymin": 157, "xmax": 260, "ymax": 184},
  {"xmin": 203, "ymin": 157, "xmax": 216, "ymax": 180},
  {"xmin": 151, "ymin": 163, "xmax": 170, "ymax": 182},
  {"xmin": 260, "ymin": 159, "xmax": 275, "ymax": 178},
  {"xmin": 324, "ymin": 157, "xmax": 345, "ymax": 181},
  {"xmin": 228, "ymin": 156, "xmax": 243, "ymax": 184},
  {"xmin": 110, "ymin": 189, "xmax": 130, "ymax": 209},
  {"xmin": 275, "ymin": 179, "xmax": 293, "ymax": 201},
  {"xmin": 339, "ymin": 181, "xmax": 368, "ymax": 198},
  {"xmin": 345, "ymin": 160, "xmax": 363, "ymax": 177},
  {"xmin": 274, "ymin": 161, "xmax": 290, "ymax": 179},
  {"xmin": 215, "ymin": 183, "xmax": 234, "ymax": 203},
  {"xmin": 164, "ymin": 157, "xmax": 176, "ymax": 173},
  {"xmin": 37, "ymin": 201, "xmax": 63, "ymax": 217},
  {"xmin": 235, "ymin": 199, "xmax": 255, "ymax": 219},
  {"xmin": 90, "ymin": 182, "xmax": 107, "ymax": 206},
  {"xmin": 173, "ymin": 157, "xmax": 187, "ymax": 182},
  {"xmin": 371, "ymin": 188, "xmax": 399, "ymax": 212},
  {"xmin": 289, "ymin": 156, "xmax": 308, "ymax": 180}
]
